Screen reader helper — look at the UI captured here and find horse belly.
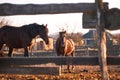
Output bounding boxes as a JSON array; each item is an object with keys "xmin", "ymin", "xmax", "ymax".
[
  {"xmin": 7, "ymin": 43, "xmax": 24, "ymax": 48},
  {"xmin": 4, "ymin": 32, "xmax": 31, "ymax": 48},
  {"xmin": 5, "ymin": 38, "xmax": 29, "ymax": 48}
]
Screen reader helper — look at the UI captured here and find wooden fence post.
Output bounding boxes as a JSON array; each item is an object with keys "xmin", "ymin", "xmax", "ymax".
[{"xmin": 95, "ymin": 0, "xmax": 109, "ymax": 80}]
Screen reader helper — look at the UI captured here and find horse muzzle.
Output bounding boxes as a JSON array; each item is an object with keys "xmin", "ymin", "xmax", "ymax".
[{"xmin": 45, "ymin": 39, "xmax": 49, "ymax": 45}]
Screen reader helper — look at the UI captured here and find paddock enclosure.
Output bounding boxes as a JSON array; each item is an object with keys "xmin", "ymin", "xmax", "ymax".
[
  {"xmin": 0, "ymin": 49, "xmax": 120, "ymax": 79},
  {"xmin": 0, "ymin": 0, "xmax": 120, "ymax": 80}
]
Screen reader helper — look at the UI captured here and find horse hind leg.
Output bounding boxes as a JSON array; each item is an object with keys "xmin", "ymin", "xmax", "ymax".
[
  {"xmin": 67, "ymin": 64, "xmax": 75, "ymax": 73},
  {"xmin": 71, "ymin": 50, "xmax": 75, "ymax": 57},
  {"xmin": 8, "ymin": 47, "xmax": 13, "ymax": 57},
  {"xmin": 29, "ymin": 45, "xmax": 34, "ymax": 56}
]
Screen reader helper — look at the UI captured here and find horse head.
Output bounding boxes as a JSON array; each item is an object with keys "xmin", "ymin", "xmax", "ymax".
[
  {"xmin": 59, "ymin": 31, "xmax": 66, "ymax": 48},
  {"xmin": 39, "ymin": 24, "xmax": 49, "ymax": 45}
]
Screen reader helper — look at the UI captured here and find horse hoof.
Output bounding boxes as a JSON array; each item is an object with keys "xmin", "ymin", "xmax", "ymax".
[{"xmin": 68, "ymin": 69, "xmax": 74, "ymax": 73}]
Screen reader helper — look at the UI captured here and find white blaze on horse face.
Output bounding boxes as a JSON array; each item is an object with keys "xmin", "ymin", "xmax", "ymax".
[
  {"xmin": 63, "ymin": 37, "xmax": 66, "ymax": 47},
  {"xmin": 59, "ymin": 32, "xmax": 66, "ymax": 47},
  {"xmin": 63, "ymin": 33, "xmax": 67, "ymax": 46}
]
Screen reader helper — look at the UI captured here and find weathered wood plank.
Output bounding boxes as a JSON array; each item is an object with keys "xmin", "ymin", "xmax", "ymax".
[
  {"xmin": 95, "ymin": 0, "xmax": 109, "ymax": 79},
  {"xmin": 0, "ymin": 56, "xmax": 119, "ymax": 66},
  {"xmin": 82, "ymin": 2, "xmax": 108, "ymax": 29},
  {"xmin": 82, "ymin": 11, "xmax": 97, "ymax": 29},
  {"xmin": 0, "ymin": 66, "xmax": 60, "ymax": 75},
  {"xmin": 105, "ymin": 8, "xmax": 120, "ymax": 30},
  {"xmin": 0, "ymin": 3, "xmax": 108, "ymax": 16},
  {"xmin": 83, "ymin": 8, "xmax": 120, "ymax": 29}
]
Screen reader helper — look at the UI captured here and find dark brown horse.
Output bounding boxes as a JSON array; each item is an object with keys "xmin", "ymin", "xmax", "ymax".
[
  {"xmin": 55, "ymin": 31, "xmax": 75, "ymax": 72},
  {"xmin": 0, "ymin": 23, "xmax": 49, "ymax": 57}
]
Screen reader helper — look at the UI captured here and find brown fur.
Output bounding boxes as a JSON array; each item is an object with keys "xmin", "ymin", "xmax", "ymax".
[
  {"xmin": 56, "ymin": 31, "xmax": 75, "ymax": 56},
  {"xmin": 55, "ymin": 31, "xmax": 75, "ymax": 72},
  {"xmin": 0, "ymin": 23, "xmax": 49, "ymax": 57}
]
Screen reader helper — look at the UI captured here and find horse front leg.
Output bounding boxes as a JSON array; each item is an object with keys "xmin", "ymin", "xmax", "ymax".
[
  {"xmin": 66, "ymin": 55, "xmax": 71, "ymax": 73},
  {"xmin": 67, "ymin": 51, "xmax": 75, "ymax": 73},
  {"xmin": 0, "ymin": 44, "xmax": 4, "ymax": 56},
  {"xmin": 69, "ymin": 51, "xmax": 75, "ymax": 72},
  {"xmin": 24, "ymin": 47, "xmax": 29, "ymax": 57},
  {"xmin": 8, "ymin": 47, "xmax": 13, "ymax": 57}
]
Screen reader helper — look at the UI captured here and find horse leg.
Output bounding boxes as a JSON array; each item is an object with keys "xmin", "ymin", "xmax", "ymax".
[
  {"xmin": 71, "ymin": 50, "xmax": 75, "ymax": 57},
  {"xmin": 67, "ymin": 51, "xmax": 75, "ymax": 73},
  {"xmin": 8, "ymin": 48, "xmax": 13, "ymax": 57},
  {"xmin": 65, "ymin": 55, "xmax": 71, "ymax": 72},
  {"xmin": 29, "ymin": 45, "xmax": 33, "ymax": 56},
  {"xmin": 70, "ymin": 51, "xmax": 75, "ymax": 72},
  {"xmin": 0, "ymin": 44, "xmax": 4, "ymax": 56},
  {"xmin": 24, "ymin": 47, "xmax": 29, "ymax": 57},
  {"xmin": 67, "ymin": 56, "xmax": 71, "ymax": 73}
]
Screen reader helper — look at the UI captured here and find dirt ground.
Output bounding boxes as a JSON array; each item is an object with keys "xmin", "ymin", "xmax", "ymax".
[
  {"xmin": 0, "ymin": 71, "xmax": 120, "ymax": 80},
  {"xmin": 1, "ymin": 51, "xmax": 120, "ymax": 80}
]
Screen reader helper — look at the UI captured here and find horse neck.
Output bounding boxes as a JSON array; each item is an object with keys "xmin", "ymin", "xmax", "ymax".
[
  {"xmin": 26, "ymin": 27, "xmax": 39, "ymax": 39},
  {"xmin": 59, "ymin": 36, "xmax": 66, "ymax": 47}
]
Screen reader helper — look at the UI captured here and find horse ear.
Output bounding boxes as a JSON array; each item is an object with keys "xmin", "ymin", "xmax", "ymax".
[
  {"xmin": 41, "ymin": 24, "xmax": 44, "ymax": 26},
  {"xmin": 64, "ymin": 31, "xmax": 66, "ymax": 33},
  {"xmin": 45, "ymin": 24, "xmax": 47, "ymax": 27}
]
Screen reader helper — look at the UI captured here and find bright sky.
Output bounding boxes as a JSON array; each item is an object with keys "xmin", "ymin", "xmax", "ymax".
[{"xmin": 0, "ymin": 0, "xmax": 120, "ymax": 35}]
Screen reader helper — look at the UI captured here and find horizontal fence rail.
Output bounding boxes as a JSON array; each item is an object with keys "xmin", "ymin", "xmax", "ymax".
[
  {"xmin": 0, "ymin": 56, "xmax": 119, "ymax": 75},
  {"xmin": 0, "ymin": 3, "xmax": 108, "ymax": 16},
  {"xmin": 0, "ymin": 56, "xmax": 120, "ymax": 66}
]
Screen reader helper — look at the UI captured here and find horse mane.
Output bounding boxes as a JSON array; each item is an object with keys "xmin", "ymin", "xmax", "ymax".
[
  {"xmin": 22, "ymin": 23, "xmax": 41, "ymax": 38},
  {"xmin": 0, "ymin": 23, "xmax": 47, "ymax": 39},
  {"xmin": 0, "ymin": 23, "xmax": 40, "ymax": 38}
]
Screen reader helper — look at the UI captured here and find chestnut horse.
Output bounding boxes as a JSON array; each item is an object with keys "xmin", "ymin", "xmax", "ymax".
[
  {"xmin": 0, "ymin": 23, "xmax": 49, "ymax": 57},
  {"xmin": 55, "ymin": 31, "xmax": 75, "ymax": 72}
]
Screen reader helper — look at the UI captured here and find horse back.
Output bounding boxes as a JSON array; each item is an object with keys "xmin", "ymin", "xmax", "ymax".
[{"xmin": 0, "ymin": 26, "xmax": 32, "ymax": 48}]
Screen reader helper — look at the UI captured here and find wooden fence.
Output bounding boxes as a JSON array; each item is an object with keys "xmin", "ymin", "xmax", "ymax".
[
  {"xmin": 0, "ymin": 3, "xmax": 108, "ymax": 16},
  {"xmin": 75, "ymin": 45, "xmax": 120, "ymax": 56},
  {"xmin": 0, "ymin": 56, "xmax": 120, "ymax": 75},
  {"xmin": 0, "ymin": 1, "xmax": 120, "ymax": 79}
]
